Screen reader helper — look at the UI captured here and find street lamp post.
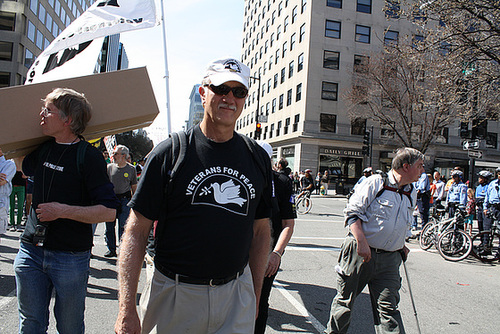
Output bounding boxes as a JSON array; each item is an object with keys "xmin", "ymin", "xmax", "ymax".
[{"xmin": 250, "ymin": 74, "xmax": 261, "ymax": 139}]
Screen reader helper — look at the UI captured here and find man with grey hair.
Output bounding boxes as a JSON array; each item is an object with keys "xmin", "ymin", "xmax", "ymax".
[
  {"xmin": 104, "ymin": 144, "xmax": 137, "ymax": 257},
  {"xmin": 325, "ymin": 147, "xmax": 424, "ymax": 334}
]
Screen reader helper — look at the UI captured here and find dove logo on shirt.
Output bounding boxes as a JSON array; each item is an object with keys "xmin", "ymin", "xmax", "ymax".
[{"xmin": 186, "ymin": 167, "xmax": 254, "ymax": 216}]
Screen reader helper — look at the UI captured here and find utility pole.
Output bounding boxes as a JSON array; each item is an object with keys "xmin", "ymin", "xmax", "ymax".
[{"xmin": 250, "ymin": 74, "xmax": 261, "ymax": 139}]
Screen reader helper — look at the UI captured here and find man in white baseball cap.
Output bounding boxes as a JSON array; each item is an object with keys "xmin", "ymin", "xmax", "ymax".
[{"xmin": 115, "ymin": 57, "xmax": 272, "ymax": 334}]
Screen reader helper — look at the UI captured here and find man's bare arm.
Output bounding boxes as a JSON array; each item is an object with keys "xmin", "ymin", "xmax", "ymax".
[
  {"xmin": 36, "ymin": 203, "xmax": 116, "ymax": 224},
  {"xmin": 265, "ymin": 218, "xmax": 295, "ymax": 277},
  {"xmin": 249, "ymin": 218, "xmax": 271, "ymax": 311},
  {"xmin": 115, "ymin": 209, "xmax": 153, "ymax": 334},
  {"xmin": 350, "ymin": 219, "xmax": 371, "ymax": 262}
]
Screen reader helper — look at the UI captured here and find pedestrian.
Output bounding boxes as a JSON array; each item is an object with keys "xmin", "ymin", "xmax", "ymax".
[
  {"xmin": 321, "ymin": 170, "xmax": 329, "ymax": 195},
  {"xmin": 432, "ymin": 171, "xmax": 445, "ymax": 208},
  {"xmin": 446, "ymin": 170, "xmax": 467, "ymax": 218},
  {"xmin": 325, "ymin": 147, "xmax": 424, "ymax": 334},
  {"xmin": 475, "ymin": 170, "xmax": 492, "ymax": 232},
  {"xmin": 315, "ymin": 172, "xmax": 322, "ymax": 195},
  {"xmin": 11, "ymin": 88, "xmax": 118, "ymax": 333},
  {"xmin": 114, "ymin": 58, "xmax": 273, "ymax": 334},
  {"xmin": 414, "ymin": 170, "xmax": 430, "ymax": 229},
  {"xmin": 293, "ymin": 171, "xmax": 300, "ymax": 193},
  {"xmin": 104, "ymin": 144, "xmax": 137, "ymax": 257},
  {"xmin": 0, "ymin": 148, "xmax": 16, "ymax": 240},
  {"xmin": 464, "ymin": 188, "xmax": 475, "ymax": 235},
  {"xmin": 9, "ymin": 165, "xmax": 26, "ymax": 232},
  {"xmin": 482, "ymin": 167, "xmax": 500, "ymax": 257},
  {"xmin": 255, "ymin": 151, "xmax": 296, "ymax": 334}
]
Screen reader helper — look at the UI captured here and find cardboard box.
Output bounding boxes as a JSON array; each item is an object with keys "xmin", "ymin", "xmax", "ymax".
[{"xmin": 0, "ymin": 67, "xmax": 160, "ymax": 159}]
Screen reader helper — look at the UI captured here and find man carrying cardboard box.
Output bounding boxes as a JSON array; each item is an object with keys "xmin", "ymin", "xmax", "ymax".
[{"xmin": 10, "ymin": 88, "xmax": 118, "ymax": 333}]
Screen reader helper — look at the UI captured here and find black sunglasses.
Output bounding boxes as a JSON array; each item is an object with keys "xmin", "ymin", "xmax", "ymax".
[{"xmin": 206, "ymin": 84, "xmax": 248, "ymax": 99}]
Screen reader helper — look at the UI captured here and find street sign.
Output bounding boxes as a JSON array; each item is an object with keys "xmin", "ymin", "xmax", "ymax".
[
  {"xmin": 462, "ymin": 140, "xmax": 480, "ymax": 150},
  {"xmin": 468, "ymin": 150, "xmax": 483, "ymax": 159},
  {"xmin": 258, "ymin": 115, "xmax": 268, "ymax": 123}
]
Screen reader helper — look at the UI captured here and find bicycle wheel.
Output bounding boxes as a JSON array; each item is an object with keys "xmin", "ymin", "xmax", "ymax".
[
  {"xmin": 437, "ymin": 229, "xmax": 472, "ymax": 262},
  {"xmin": 471, "ymin": 232, "xmax": 500, "ymax": 263},
  {"xmin": 419, "ymin": 222, "xmax": 438, "ymax": 250}
]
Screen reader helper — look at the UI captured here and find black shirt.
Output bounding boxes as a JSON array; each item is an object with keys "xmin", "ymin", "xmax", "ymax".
[
  {"xmin": 130, "ymin": 126, "xmax": 272, "ymax": 278},
  {"xmin": 271, "ymin": 170, "xmax": 296, "ymax": 244}
]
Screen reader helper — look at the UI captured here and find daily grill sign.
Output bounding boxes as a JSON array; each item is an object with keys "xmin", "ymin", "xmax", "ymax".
[{"xmin": 26, "ymin": 0, "xmax": 159, "ymax": 84}]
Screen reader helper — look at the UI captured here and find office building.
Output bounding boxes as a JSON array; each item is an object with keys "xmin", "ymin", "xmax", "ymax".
[
  {"xmin": 238, "ymin": 0, "xmax": 500, "ymax": 193},
  {"xmin": 187, "ymin": 84, "xmax": 204, "ymax": 130}
]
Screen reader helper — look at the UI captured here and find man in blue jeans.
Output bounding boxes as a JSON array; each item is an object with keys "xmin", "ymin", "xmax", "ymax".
[
  {"xmin": 104, "ymin": 145, "xmax": 137, "ymax": 257},
  {"xmin": 12, "ymin": 88, "xmax": 118, "ymax": 333}
]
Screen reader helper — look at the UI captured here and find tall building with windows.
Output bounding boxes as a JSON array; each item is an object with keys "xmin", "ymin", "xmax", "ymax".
[
  {"xmin": 187, "ymin": 84, "xmax": 204, "ymax": 130},
  {"xmin": 238, "ymin": 0, "xmax": 500, "ymax": 194},
  {"xmin": 0, "ymin": 0, "xmax": 94, "ymax": 87}
]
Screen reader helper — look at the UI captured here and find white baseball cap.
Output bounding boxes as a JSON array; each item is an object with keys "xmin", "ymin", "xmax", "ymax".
[
  {"xmin": 256, "ymin": 140, "xmax": 273, "ymax": 159},
  {"xmin": 204, "ymin": 58, "xmax": 250, "ymax": 89}
]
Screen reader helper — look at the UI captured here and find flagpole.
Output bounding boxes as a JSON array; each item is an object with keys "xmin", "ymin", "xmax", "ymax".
[{"xmin": 160, "ymin": 0, "xmax": 172, "ymax": 134}]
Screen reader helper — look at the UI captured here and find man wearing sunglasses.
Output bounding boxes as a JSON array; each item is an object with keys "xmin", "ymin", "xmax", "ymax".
[{"xmin": 115, "ymin": 58, "xmax": 272, "ymax": 334}]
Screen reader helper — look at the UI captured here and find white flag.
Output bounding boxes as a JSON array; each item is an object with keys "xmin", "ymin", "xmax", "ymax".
[{"xmin": 26, "ymin": 0, "xmax": 159, "ymax": 84}]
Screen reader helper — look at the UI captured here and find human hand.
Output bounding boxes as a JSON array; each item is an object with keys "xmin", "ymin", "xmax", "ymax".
[
  {"xmin": 0, "ymin": 147, "xmax": 3, "ymax": 157},
  {"xmin": 115, "ymin": 309, "xmax": 141, "ymax": 334},
  {"xmin": 36, "ymin": 202, "xmax": 67, "ymax": 222},
  {"xmin": 265, "ymin": 251, "xmax": 281, "ymax": 277},
  {"xmin": 356, "ymin": 238, "xmax": 371, "ymax": 263}
]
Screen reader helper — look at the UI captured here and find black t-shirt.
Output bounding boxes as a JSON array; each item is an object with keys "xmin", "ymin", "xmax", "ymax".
[
  {"xmin": 271, "ymin": 170, "xmax": 296, "ymax": 245},
  {"xmin": 129, "ymin": 126, "xmax": 272, "ymax": 279},
  {"xmin": 12, "ymin": 171, "xmax": 25, "ymax": 187},
  {"xmin": 21, "ymin": 139, "xmax": 117, "ymax": 251},
  {"xmin": 301, "ymin": 175, "xmax": 314, "ymax": 190}
]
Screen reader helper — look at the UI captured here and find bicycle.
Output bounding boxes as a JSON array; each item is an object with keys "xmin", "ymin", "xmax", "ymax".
[
  {"xmin": 471, "ymin": 211, "xmax": 500, "ymax": 262},
  {"xmin": 436, "ymin": 207, "xmax": 472, "ymax": 262},
  {"xmin": 296, "ymin": 190, "xmax": 312, "ymax": 214},
  {"xmin": 418, "ymin": 206, "xmax": 449, "ymax": 251}
]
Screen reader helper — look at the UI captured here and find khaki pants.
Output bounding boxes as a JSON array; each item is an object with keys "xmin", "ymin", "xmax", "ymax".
[
  {"xmin": 139, "ymin": 265, "xmax": 256, "ymax": 334},
  {"xmin": 326, "ymin": 236, "xmax": 405, "ymax": 334}
]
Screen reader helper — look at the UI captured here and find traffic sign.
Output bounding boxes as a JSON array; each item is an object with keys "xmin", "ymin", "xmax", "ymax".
[
  {"xmin": 463, "ymin": 140, "xmax": 480, "ymax": 150},
  {"xmin": 468, "ymin": 150, "xmax": 483, "ymax": 159}
]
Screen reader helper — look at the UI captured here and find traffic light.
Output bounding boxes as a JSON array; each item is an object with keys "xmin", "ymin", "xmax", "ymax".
[
  {"xmin": 255, "ymin": 122, "xmax": 262, "ymax": 138},
  {"xmin": 362, "ymin": 130, "xmax": 370, "ymax": 156},
  {"xmin": 460, "ymin": 122, "xmax": 469, "ymax": 139}
]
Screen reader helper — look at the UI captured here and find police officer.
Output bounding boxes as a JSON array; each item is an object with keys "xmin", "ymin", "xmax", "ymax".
[
  {"xmin": 446, "ymin": 170, "xmax": 467, "ymax": 217},
  {"xmin": 482, "ymin": 168, "xmax": 500, "ymax": 256},
  {"xmin": 476, "ymin": 170, "xmax": 492, "ymax": 232}
]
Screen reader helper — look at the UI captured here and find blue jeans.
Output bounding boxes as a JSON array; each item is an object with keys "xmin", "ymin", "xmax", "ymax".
[
  {"xmin": 105, "ymin": 197, "xmax": 131, "ymax": 252},
  {"xmin": 14, "ymin": 242, "xmax": 90, "ymax": 334}
]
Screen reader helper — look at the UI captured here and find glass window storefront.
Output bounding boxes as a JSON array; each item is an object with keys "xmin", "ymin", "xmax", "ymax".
[{"xmin": 319, "ymin": 147, "xmax": 363, "ymax": 195}]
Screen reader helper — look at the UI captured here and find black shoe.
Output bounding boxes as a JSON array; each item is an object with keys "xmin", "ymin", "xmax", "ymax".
[
  {"xmin": 104, "ymin": 250, "xmax": 117, "ymax": 258},
  {"xmin": 478, "ymin": 249, "xmax": 492, "ymax": 256}
]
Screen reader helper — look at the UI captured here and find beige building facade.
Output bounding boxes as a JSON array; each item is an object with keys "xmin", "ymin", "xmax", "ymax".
[{"xmin": 237, "ymin": 0, "xmax": 500, "ymax": 194}]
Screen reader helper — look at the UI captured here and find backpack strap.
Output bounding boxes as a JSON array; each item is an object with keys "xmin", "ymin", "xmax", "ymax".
[
  {"xmin": 164, "ymin": 130, "xmax": 189, "ymax": 197},
  {"xmin": 76, "ymin": 140, "xmax": 90, "ymax": 176},
  {"xmin": 241, "ymin": 134, "xmax": 269, "ymax": 189},
  {"xmin": 376, "ymin": 173, "xmax": 413, "ymax": 207}
]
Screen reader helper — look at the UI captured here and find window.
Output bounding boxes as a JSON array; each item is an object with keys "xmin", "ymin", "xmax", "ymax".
[
  {"xmin": 301, "ymin": 0, "xmax": 307, "ymax": 13},
  {"xmin": 289, "ymin": 60, "xmax": 294, "ymax": 78},
  {"xmin": 486, "ymin": 132, "xmax": 498, "ymax": 149},
  {"xmin": 0, "ymin": 11, "xmax": 15, "ymax": 31},
  {"xmin": 278, "ymin": 1, "xmax": 283, "ymax": 16},
  {"xmin": 270, "ymin": 123, "xmax": 274, "ymax": 138},
  {"xmin": 27, "ymin": 20, "xmax": 36, "ymax": 42},
  {"xmin": 380, "ymin": 121, "xmax": 395, "ymax": 138},
  {"xmin": 298, "ymin": 53, "xmax": 304, "ymax": 71},
  {"xmin": 0, "ymin": 71, "xmax": 10, "ymax": 88},
  {"xmin": 322, "ymin": 82, "xmax": 338, "ymax": 101},
  {"xmin": 287, "ymin": 89, "xmax": 292, "ymax": 106},
  {"xmin": 357, "ymin": 0, "xmax": 371, "ymax": 13},
  {"xmin": 30, "ymin": 0, "xmax": 38, "ymax": 14},
  {"xmin": 46, "ymin": 14, "xmax": 53, "ymax": 33},
  {"xmin": 285, "ymin": 117, "xmax": 290, "ymax": 134},
  {"xmin": 267, "ymin": 79, "xmax": 271, "ymax": 93},
  {"xmin": 320, "ymin": 113, "xmax": 337, "ymax": 133},
  {"xmin": 277, "ymin": 121, "xmax": 282, "ymax": 136},
  {"xmin": 0, "ymin": 41, "xmax": 13, "ymax": 61},
  {"xmin": 275, "ymin": 49, "xmax": 280, "ymax": 63},
  {"xmin": 272, "ymin": 11, "xmax": 276, "ymax": 25},
  {"xmin": 36, "ymin": 30, "xmax": 44, "ymax": 49},
  {"xmin": 282, "ymin": 41, "xmax": 287, "ymax": 57},
  {"xmin": 325, "ymin": 20, "xmax": 341, "ymax": 39},
  {"xmin": 266, "ymin": 102, "xmax": 270, "ymax": 116},
  {"xmin": 281, "ymin": 67, "xmax": 285, "ymax": 83},
  {"xmin": 270, "ymin": 33, "xmax": 274, "ymax": 47},
  {"xmin": 38, "ymin": 4, "xmax": 46, "ymax": 24},
  {"xmin": 355, "ymin": 25, "xmax": 370, "ymax": 43},
  {"xmin": 327, "ymin": 0, "xmax": 342, "ymax": 8},
  {"xmin": 384, "ymin": 30, "xmax": 399, "ymax": 46},
  {"xmin": 385, "ymin": 0, "xmax": 400, "ymax": 18},
  {"xmin": 293, "ymin": 114, "xmax": 300, "ymax": 132},
  {"xmin": 296, "ymin": 83, "xmax": 302, "ymax": 101},
  {"xmin": 284, "ymin": 16, "xmax": 289, "ymax": 32},
  {"xmin": 261, "ymin": 84, "xmax": 265, "ymax": 97},
  {"xmin": 24, "ymin": 48, "xmax": 35, "ymax": 68},
  {"xmin": 299, "ymin": 24, "xmax": 305, "ymax": 42},
  {"xmin": 354, "ymin": 55, "xmax": 369, "ymax": 73},
  {"xmin": 324, "ymin": 50, "xmax": 340, "ymax": 70},
  {"xmin": 274, "ymin": 73, "xmax": 278, "ymax": 88},
  {"xmin": 436, "ymin": 127, "xmax": 449, "ymax": 144},
  {"xmin": 292, "ymin": 6, "xmax": 298, "ymax": 23},
  {"xmin": 351, "ymin": 118, "xmax": 366, "ymax": 135},
  {"xmin": 290, "ymin": 33, "xmax": 296, "ymax": 51},
  {"xmin": 277, "ymin": 25, "xmax": 281, "ymax": 40},
  {"xmin": 272, "ymin": 98, "xmax": 276, "ymax": 113},
  {"xmin": 279, "ymin": 94, "xmax": 284, "ymax": 109}
]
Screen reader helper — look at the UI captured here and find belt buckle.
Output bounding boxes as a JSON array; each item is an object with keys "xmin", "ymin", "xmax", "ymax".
[{"xmin": 209, "ymin": 279, "xmax": 216, "ymax": 287}]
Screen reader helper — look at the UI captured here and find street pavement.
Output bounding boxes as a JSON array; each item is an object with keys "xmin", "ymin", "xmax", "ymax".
[{"xmin": 1, "ymin": 196, "xmax": 500, "ymax": 333}]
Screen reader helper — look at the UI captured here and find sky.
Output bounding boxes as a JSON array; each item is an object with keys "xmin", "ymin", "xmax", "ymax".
[{"xmin": 120, "ymin": 0, "xmax": 245, "ymax": 144}]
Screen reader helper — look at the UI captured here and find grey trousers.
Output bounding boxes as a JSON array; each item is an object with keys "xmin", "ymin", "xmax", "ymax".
[{"xmin": 325, "ymin": 236, "xmax": 405, "ymax": 334}]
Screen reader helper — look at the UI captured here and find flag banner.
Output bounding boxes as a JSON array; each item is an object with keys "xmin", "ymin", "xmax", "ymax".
[{"xmin": 26, "ymin": 0, "xmax": 159, "ymax": 84}]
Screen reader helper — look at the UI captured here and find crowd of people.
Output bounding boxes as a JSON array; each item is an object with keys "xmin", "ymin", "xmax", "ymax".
[{"xmin": 1, "ymin": 56, "xmax": 499, "ymax": 334}]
